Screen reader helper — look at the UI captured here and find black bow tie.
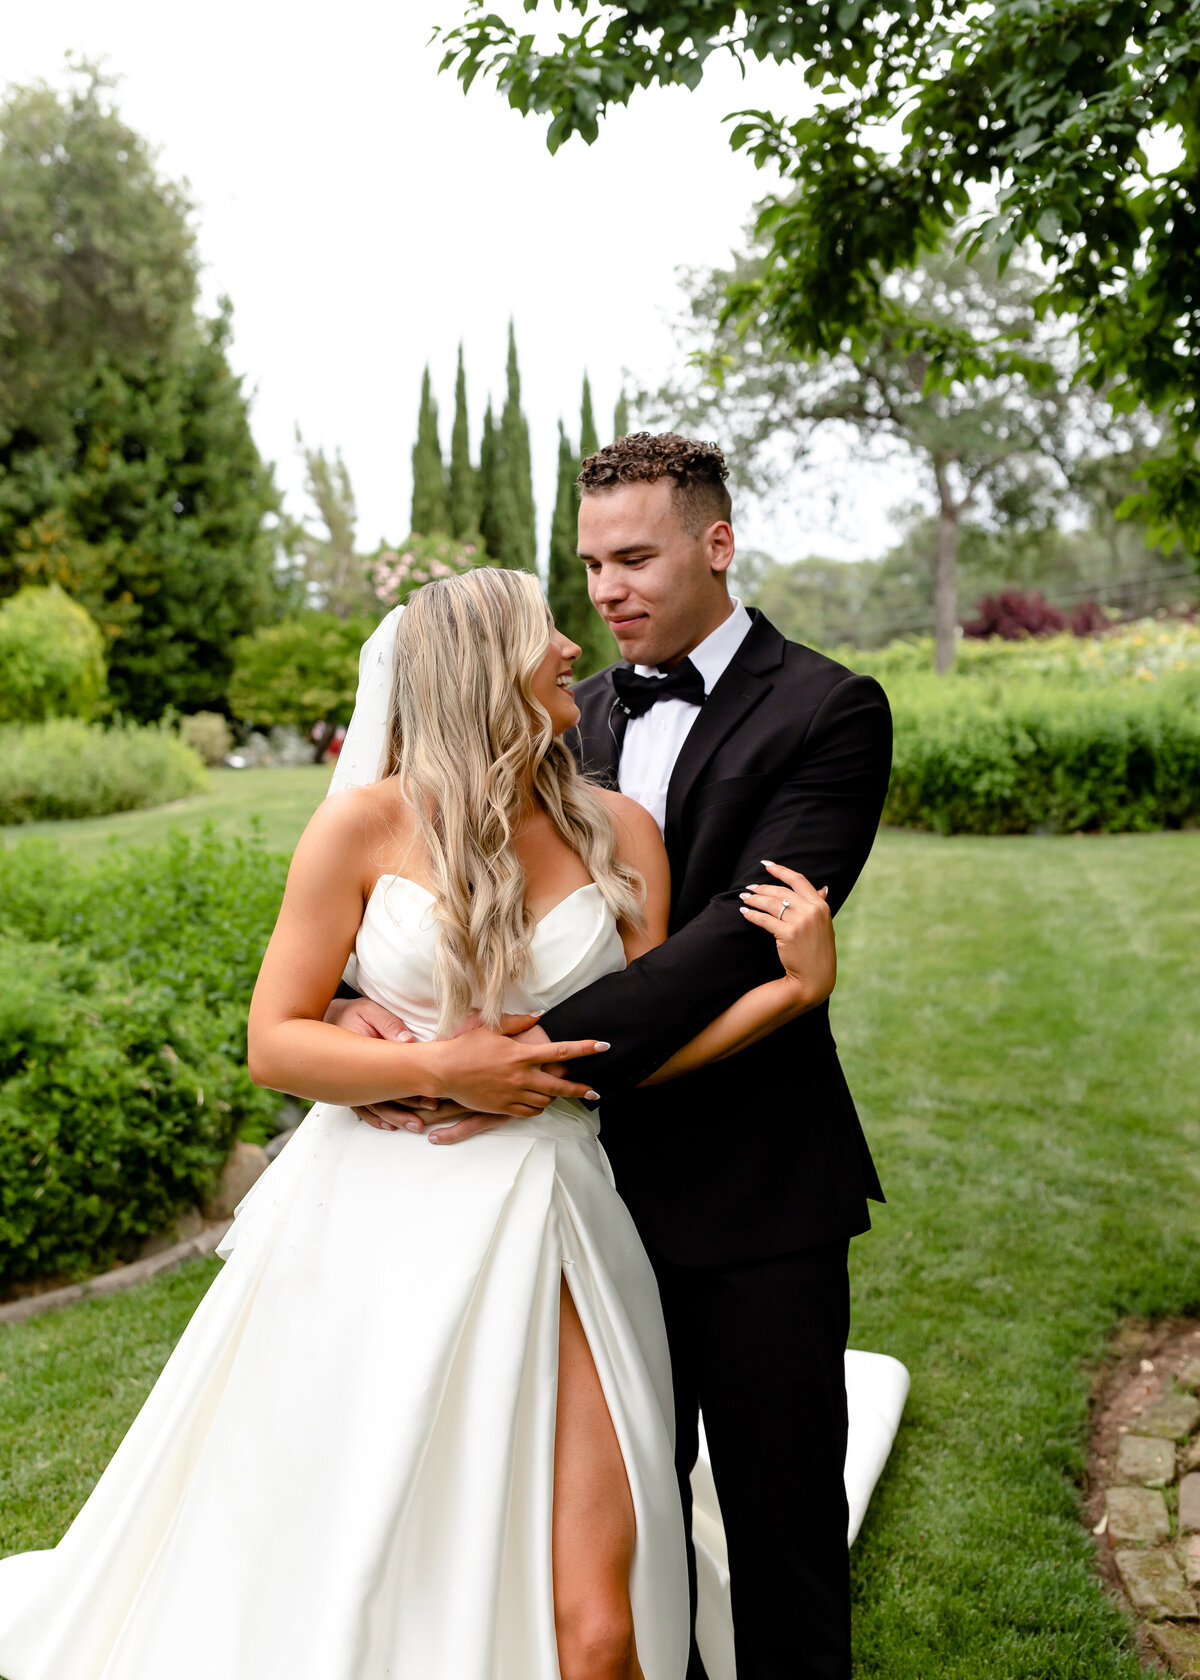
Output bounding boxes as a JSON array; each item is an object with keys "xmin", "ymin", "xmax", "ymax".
[{"xmin": 611, "ymin": 657, "xmax": 707, "ymax": 720}]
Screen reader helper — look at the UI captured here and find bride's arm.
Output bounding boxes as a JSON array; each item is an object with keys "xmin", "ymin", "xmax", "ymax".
[
  {"xmin": 248, "ymin": 794, "xmax": 604, "ymax": 1115},
  {"xmin": 604, "ymin": 800, "xmax": 836, "ymax": 1088}
]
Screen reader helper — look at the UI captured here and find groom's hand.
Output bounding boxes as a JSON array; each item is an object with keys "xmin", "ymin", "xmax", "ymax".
[{"xmin": 323, "ymin": 995, "xmax": 439, "ymax": 1131}]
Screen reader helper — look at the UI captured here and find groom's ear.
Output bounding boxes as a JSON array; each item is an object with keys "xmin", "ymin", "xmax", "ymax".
[{"xmin": 706, "ymin": 521, "xmax": 735, "ymax": 575}]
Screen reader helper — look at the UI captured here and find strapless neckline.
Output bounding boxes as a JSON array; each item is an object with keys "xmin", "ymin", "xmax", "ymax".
[{"xmin": 371, "ymin": 874, "xmax": 602, "ymax": 933}]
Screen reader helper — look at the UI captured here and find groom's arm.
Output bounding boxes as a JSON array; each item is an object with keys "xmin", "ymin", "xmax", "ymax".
[{"xmin": 540, "ymin": 673, "xmax": 892, "ymax": 1093}]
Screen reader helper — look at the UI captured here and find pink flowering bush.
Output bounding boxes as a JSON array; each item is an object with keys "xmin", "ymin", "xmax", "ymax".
[{"xmin": 370, "ymin": 533, "xmax": 482, "ymax": 609}]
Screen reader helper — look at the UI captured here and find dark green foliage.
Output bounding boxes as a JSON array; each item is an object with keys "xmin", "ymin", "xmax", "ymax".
[
  {"xmin": 546, "ymin": 385, "xmax": 617, "ymax": 677},
  {"xmin": 502, "ymin": 323, "xmax": 536, "ymax": 570},
  {"xmin": 228, "ymin": 612, "xmax": 375, "ymax": 761},
  {"xmin": 478, "ymin": 324, "xmax": 536, "ymax": 572},
  {"xmin": 579, "ymin": 373, "xmax": 599, "ymax": 460},
  {"xmin": 0, "ymin": 71, "xmax": 280, "ymax": 717},
  {"xmin": 0, "ymin": 831, "xmax": 289, "ymax": 1287},
  {"xmin": 410, "ymin": 366, "xmax": 449, "ymax": 536},
  {"xmin": 0, "ymin": 64, "xmax": 198, "ymax": 453},
  {"xmin": 0, "ymin": 306, "xmax": 281, "ymax": 719},
  {"xmin": 547, "ymin": 421, "xmax": 587, "ymax": 650},
  {"xmin": 0, "ymin": 720, "xmax": 206, "ymax": 825},
  {"xmin": 438, "ymin": 1, "xmax": 1200, "ymax": 554},
  {"xmin": 0, "ymin": 585, "xmax": 107, "ymax": 723},
  {"xmin": 885, "ymin": 677, "xmax": 1200, "ymax": 835},
  {"xmin": 612, "ymin": 390, "xmax": 629, "ymax": 444},
  {"xmin": 478, "ymin": 400, "xmax": 501, "ymax": 566},
  {"xmin": 448, "ymin": 343, "xmax": 480, "ymax": 541}
]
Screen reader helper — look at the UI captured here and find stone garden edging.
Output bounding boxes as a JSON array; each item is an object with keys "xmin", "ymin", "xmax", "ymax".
[
  {"xmin": 1087, "ymin": 1320, "xmax": 1200, "ymax": 1677},
  {"xmin": 0, "ymin": 1221, "xmax": 233, "ymax": 1328},
  {"xmin": 0, "ymin": 1137, "xmax": 279, "ymax": 1330}
]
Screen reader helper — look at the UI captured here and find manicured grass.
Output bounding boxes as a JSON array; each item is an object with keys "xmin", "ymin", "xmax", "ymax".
[
  {"xmin": 2, "ymin": 828, "xmax": 1197, "ymax": 1678},
  {"xmin": 841, "ymin": 830, "xmax": 1200, "ymax": 1677},
  {"xmin": 0, "ymin": 1259, "xmax": 221, "ymax": 1555},
  {"xmin": 0, "ymin": 765, "xmax": 333, "ymax": 856}
]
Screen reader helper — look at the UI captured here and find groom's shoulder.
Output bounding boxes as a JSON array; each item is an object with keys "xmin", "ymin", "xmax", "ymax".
[{"xmin": 752, "ymin": 614, "xmax": 887, "ymax": 707}]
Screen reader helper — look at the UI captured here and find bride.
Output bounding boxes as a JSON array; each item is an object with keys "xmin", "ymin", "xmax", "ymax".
[{"xmin": 0, "ymin": 567, "xmax": 835, "ymax": 1680}]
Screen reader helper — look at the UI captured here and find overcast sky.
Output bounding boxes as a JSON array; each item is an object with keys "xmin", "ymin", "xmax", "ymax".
[{"xmin": 6, "ymin": 0, "xmax": 919, "ymax": 564}]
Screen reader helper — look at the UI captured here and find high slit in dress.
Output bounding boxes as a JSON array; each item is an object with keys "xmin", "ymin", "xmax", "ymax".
[{"xmin": 0, "ymin": 875, "xmax": 690, "ymax": 1680}]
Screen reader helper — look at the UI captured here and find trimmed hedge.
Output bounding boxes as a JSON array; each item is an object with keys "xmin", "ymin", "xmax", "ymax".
[
  {"xmin": 886, "ymin": 678, "xmax": 1200, "ymax": 834},
  {"xmin": 0, "ymin": 832, "xmax": 289, "ymax": 1289},
  {"xmin": 0, "ymin": 718, "xmax": 206, "ymax": 825}
]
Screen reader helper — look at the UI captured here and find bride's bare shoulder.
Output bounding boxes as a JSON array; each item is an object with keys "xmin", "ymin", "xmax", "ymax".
[
  {"xmin": 293, "ymin": 781, "xmax": 414, "ymax": 880},
  {"xmin": 592, "ymin": 787, "xmax": 664, "ymax": 862}
]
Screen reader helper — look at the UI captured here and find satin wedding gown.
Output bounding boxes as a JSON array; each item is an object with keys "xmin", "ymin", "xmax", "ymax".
[{"xmin": 0, "ymin": 876, "xmax": 690, "ymax": 1680}]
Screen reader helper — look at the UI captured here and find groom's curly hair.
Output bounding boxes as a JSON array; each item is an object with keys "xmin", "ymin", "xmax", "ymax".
[{"xmin": 577, "ymin": 431, "xmax": 732, "ymax": 536}]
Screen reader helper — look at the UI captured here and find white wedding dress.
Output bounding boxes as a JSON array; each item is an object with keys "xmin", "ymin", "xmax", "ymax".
[{"xmin": 0, "ymin": 876, "xmax": 691, "ymax": 1680}]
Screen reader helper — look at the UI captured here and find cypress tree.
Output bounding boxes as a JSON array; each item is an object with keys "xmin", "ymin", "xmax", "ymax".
[
  {"xmin": 580, "ymin": 372, "xmax": 599, "ymax": 460},
  {"xmin": 613, "ymin": 389, "xmax": 629, "ymax": 443},
  {"xmin": 478, "ymin": 399, "xmax": 500, "ymax": 564},
  {"xmin": 410, "ymin": 366, "xmax": 449, "ymax": 535},
  {"xmin": 448, "ymin": 342, "xmax": 479, "ymax": 540},
  {"xmin": 495, "ymin": 321, "xmax": 537, "ymax": 572},
  {"xmin": 547, "ymin": 398, "xmax": 618, "ymax": 678},
  {"xmin": 547, "ymin": 419, "xmax": 583, "ymax": 639}
]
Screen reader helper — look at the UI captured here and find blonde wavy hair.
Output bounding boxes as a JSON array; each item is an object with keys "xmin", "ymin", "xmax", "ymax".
[{"xmin": 383, "ymin": 567, "xmax": 644, "ymax": 1035}]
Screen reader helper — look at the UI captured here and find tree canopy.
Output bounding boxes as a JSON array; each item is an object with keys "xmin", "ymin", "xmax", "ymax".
[
  {"xmin": 0, "ymin": 63, "xmax": 199, "ymax": 453},
  {"xmin": 0, "ymin": 67, "xmax": 281, "ymax": 718},
  {"xmin": 438, "ymin": 1, "xmax": 1200, "ymax": 553},
  {"xmin": 1, "ymin": 304, "xmax": 280, "ymax": 718},
  {"xmin": 411, "ymin": 366, "xmax": 450, "ymax": 535},
  {"xmin": 656, "ymin": 244, "xmax": 1113, "ymax": 667}
]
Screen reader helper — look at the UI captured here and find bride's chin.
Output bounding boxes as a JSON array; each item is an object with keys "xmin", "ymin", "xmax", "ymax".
[{"xmin": 553, "ymin": 700, "xmax": 581, "ymax": 735}]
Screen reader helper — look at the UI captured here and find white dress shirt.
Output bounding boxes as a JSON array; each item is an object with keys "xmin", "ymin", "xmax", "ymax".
[{"xmin": 618, "ymin": 598, "xmax": 753, "ymax": 832}]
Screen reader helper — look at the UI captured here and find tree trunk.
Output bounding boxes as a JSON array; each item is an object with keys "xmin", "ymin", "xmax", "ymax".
[{"xmin": 933, "ymin": 477, "xmax": 959, "ymax": 674}]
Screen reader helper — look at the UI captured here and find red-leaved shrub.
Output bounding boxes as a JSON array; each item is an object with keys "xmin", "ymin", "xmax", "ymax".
[{"xmin": 964, "ymin": 590, "xmax": 1066, "ymax": 639}]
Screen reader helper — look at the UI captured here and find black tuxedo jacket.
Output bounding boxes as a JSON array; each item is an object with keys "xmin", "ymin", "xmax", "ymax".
[{"xmin": 540, "ymin": 609, "xmax": 892, "ymax": 1267}]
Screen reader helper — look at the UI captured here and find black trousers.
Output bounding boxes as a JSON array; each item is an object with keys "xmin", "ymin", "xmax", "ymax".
[{"xmin": 647, "ymin": 1238, "xmax": 852, "ymax": 1680}]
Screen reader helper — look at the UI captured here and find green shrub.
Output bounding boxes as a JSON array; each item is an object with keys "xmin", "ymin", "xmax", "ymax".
[
  {"xmin": 0, "ymin": 832, "xmax": 289, "ymax": 1287},
  {"xmin": 229, "ymin": 612, "xmax": 376, "ymax": 759},
  {"xmin": 885, "ymin": 677, "xmax": 1200, "ymax": 834},
  {"xmin": 0, "ymin": 718, "xmax": 206, "ymax": 824},
  {"xmin": 840, "ymin": 617, "xmax": 1200, "ymax": 687},
  {"xmin": 0, "ymin": 585, "xmax": 107, "ymax": 723},
  {"xmin": 179, "ymin": 710, "xmax": 233, "ymax": 765}
]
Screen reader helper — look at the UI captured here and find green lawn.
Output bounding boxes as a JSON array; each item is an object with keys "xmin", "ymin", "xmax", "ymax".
[
  {"xmin": 2, "ymin": 828, "xmax": 1198, "ymax": 1678},
  {"xmin": 0, "ymin": 764, "xmax": 333, "ymax": 856}
]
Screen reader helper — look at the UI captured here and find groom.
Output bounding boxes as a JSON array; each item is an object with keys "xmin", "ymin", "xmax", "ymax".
[{"xmin": 337, "ymin": 433, "xmax": 891, "ymax": 1679}]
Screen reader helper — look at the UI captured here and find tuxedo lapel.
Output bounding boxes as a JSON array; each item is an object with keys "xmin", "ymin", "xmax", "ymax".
[
  {"xmin": 662, "ymin": 610, "xmax": 786, "ymax": 852},
  {"xmin": 570, "ymin": 666, "xmax": 627, "ymax": 787}
]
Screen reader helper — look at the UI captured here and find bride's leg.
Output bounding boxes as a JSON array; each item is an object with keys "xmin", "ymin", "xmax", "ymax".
[{"xmin": 553, "ymin": 1275, "xmax": 645, "ymax": 1680}]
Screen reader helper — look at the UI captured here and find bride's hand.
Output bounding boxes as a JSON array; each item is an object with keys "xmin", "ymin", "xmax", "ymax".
[
  {"xmin": 739, "ymin": 861, "xmax": 836, "ymax": 1010},
  {"xmin": 427, "ymin": 1014, "xmax": 608, "ymax": 1119}
]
